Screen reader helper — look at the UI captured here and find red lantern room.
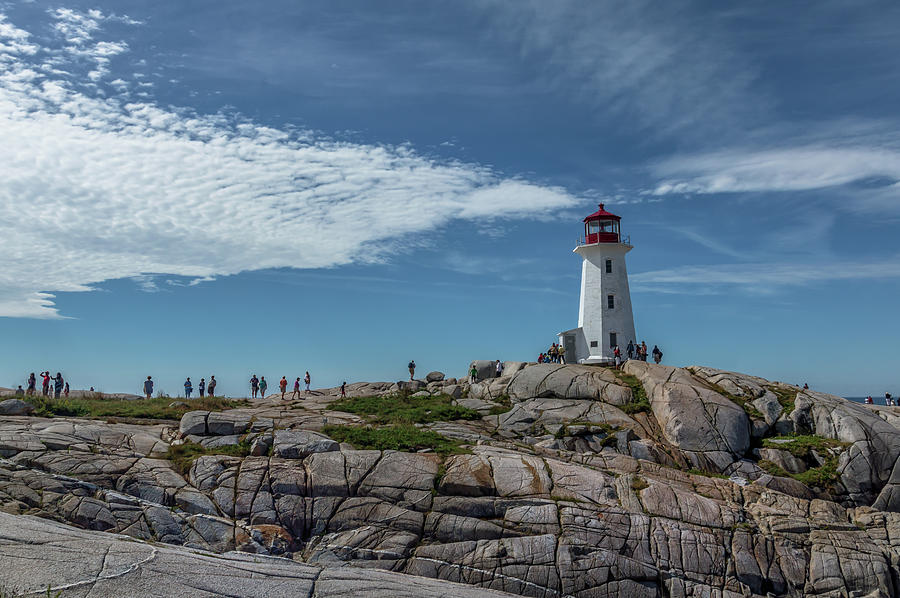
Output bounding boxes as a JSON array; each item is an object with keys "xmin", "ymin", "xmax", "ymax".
[{"xmin": 583, "ymin": 204, "xmax": 621, "ymax": 244}]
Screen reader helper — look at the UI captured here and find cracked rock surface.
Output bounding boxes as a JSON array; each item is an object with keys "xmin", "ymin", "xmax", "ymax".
[{"xmin": 2, "ymin": 362, "xmax": 900, "ymax": 597}]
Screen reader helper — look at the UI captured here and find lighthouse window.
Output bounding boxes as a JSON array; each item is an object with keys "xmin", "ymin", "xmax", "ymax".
[
  {"xmin": 607, "ymin": 295, "xmax": 615, "ymax": 309},
  {"xmin": 605, "ymin": 259, "xmax": 612, "ymax": 274},
  {"xmin": 590, "ymin": 341, "xmax": 598, "ymax": 348},
  {"xmin": 609, "ymin": 333, "xmax": 617, "ymax": 348}
]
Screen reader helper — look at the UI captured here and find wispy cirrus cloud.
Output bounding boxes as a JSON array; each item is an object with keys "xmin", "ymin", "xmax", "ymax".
[
  {"xmin": 632, "ymin": 259, "xmax": 900, "ymax": 295},
  {"xmin": 0, "ymin": 9, "xmax": 580, "ymax": 319}
]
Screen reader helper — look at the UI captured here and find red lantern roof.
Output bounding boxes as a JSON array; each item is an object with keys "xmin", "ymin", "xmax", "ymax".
[{"xmin": 583, "ymin": 203, "xmax": 621, "ymax": 222}]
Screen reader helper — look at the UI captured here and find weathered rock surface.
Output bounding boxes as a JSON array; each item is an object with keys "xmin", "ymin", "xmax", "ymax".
[
  {"xmin": 0, "ymin": 398, "xmax": 34, "ymax": 416},
  {"xmin": 3, "ymin": 362, "xmax": 900, "ymax": 597}
]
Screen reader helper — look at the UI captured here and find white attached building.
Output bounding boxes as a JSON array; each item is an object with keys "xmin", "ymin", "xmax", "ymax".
[{"xmin": 558, "ymin": 204, "xmax": 636, "ymax": 364}]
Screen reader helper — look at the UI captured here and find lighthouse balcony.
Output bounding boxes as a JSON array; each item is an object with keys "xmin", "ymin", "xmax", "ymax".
[{"xmin": 577, "ymin": 233, "xmax": 631, "ymax": 246}]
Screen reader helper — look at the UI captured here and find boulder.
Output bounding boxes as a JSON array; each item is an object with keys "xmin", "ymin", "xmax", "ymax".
[
  {"xmin": 467, "ymin": 360, "xmax": 497, "ymax": 382},
  {"xmin": 273, "ymin": 430, "xmax": 339, "ymax": 459},
  {"xmin": 425, "ymin": 371, "xmax": 445, "ymax": 383},
  {"xmin": 506, "ymin": 363, "xmax": 632, "ymax": 404},
  {"xmin": 759, "ymin": 448, "xmax": 807, "ymax": 474},
  {"xmin": 0, "ymin": 399, "xmax": 34, "ymax": 416},
  {"xmin": 179, "ymin": 411, "xmax": 208, "ymax": 436},
  {"xmin": 624, "ymin": 361, "xmax": 750, "ymax": 470}
]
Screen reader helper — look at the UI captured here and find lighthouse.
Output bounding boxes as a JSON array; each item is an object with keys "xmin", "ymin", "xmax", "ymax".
[{"xmin": 558, "ymin": 204, "xmax": 636, "ymax": 364}]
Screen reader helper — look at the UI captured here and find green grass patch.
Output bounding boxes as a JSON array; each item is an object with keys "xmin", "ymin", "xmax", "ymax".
[
  {"xmin": 487, "ymin": 394, "xmax": 513, "ymax": 416},
  {"xmin": 165, "ymin": 440, "xmax": 251, "ymax": 475},
  {"xmin": 24, "ymin": 395, "xmax": 249, "ymax": 421},
  {"xmin": 766, "ymin": 385, "xmax": 798, "ymax": 415},
  {"xmin": 612, "ymin": 371, "xmax": 652, "ymax": 414},
  {"xmin": 761, "ymin": 435, "xmax": 849, "ymax": 459},
  {"xmin": 631, "ymin": 476, "xmax": 649, "ymax": 492},
  {"xmin": 322, "ymin": 424, "xmax": 468, "ymax": 456},
  {"xmin": 327, "ymin": 393, "xmax": 481, "ymax": 424}
]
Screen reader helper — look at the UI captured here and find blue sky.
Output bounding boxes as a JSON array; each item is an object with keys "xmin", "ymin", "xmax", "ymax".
[{"xmin": 1, "ymin": 1, "xmax": 899, "ymax": 397}]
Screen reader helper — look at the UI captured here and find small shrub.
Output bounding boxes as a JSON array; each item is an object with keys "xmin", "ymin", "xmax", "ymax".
[
  {"xmin": 701, "ymin": 381, "xmax": 765, "ymax": 420},
  {"xmin": 619, "ymin": 398, "xmax": 651, "ymax": 415},
  {"xmin": 165, "ymin": 440, "xmax": 251, "ymax": 475},
  {"xmin": 613, "ymin": 372, "xmax": 652, "ymax": 414},
  {"xmin": 766, "ymin": 385, "xmax": 798, "ymax": 415},
  {"xmin": 327, "ymin": 393, "xmax": 481, "ymax": 425},
  {"xmin": 761, "ymin": 435, "xmax": 848, "ymax": 459},
  {"xmin": 686, "ymin": 468, "xmax": 728, "ymax": 479},
  {"xmin": 322, "ymin": 424, "xmax": 468, "ymax": 456},
  {"xmin": 631, "ymin": 476, "xmax": 649, "ymax": 492}
]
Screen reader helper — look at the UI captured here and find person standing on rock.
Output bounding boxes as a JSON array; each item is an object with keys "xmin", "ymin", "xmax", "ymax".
[
  {"xmin": 626, "ymin": 341, "xmax": 635, "ymax": 361},
  {"xmin": 304, "ymin": 371, "xmax": 311, "ymax": 391},
  {"xmin": 340, "ymin": 381, "xmax": 347, "ymax": 398},
  {"xmin": 143, "ymin": 376, "xmax": 154, "ymax": 399},
  {"xmin": 53, "ymin": 373, "xmax": 64, "ymax": 399},
  {"xmin": 613, "ymin": 345, "xmax": 621, "ymax": 369},
  {"xmin": 41, "ymin": 371, "xmax": 50, "ymax": 397},
  {"xmin": 26, "ymin": 373, "xmax": 36, "ymax": 396},
  {"xmin": 495, "ymin": 360, "xmax": 504, "ymax": 378},
  {"xmin": 14, "ymin": 385, "xmax": 24, "ymax": 397},
  {"xmin": 208, "ymin": 376, "xmax": 217, "ymax": 397},
  {"xmin": 640, "ymin": 342, "xmax": 648, "ymax": 361},
  {"xmin": 652, "ymin": 345, "xmax": 663, "ymax": 364},
  {"xmin": 548, "ymin": 345, "xmax": 558, "ymax": 363},
  {"xmin": 469, "ymin": 364, "xmax": 478, "ymax": 383},
  {"xmin": 293, "ymin": 377, "xmax": 301, "ymax": 399},
  {"xmin": 259, "ymin": 376, "xmax": 268, "ymax": 398},
  {"xmin": 279, "ymin": 376, "xmax": 288, "ymax": 400},
  {"xmin": 184, "ymin": 377, "xmax": 193, "ymax": 399},
  {"xmin": 64, "ymin": 382, "xmax": 69, "ymax": 398},
  {"xmin": 249, "ymin": 375, "xmax": 259, "ymax": 398},
  {"xmin": 407, "ymin": 361, "xmax": 415, "ymax": 381},
  {"xmin": 198, "ymin": 378, "xmax": 206, "ymax": 398},
  {"xmin": 558, "ymin": 344, "xmax": 566, "ymax": 364}
]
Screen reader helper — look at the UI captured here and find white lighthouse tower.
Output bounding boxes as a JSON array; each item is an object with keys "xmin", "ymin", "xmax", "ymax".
[{"xmin": 558, "ymin": 204, "xmax": 636, "ymax": 364}]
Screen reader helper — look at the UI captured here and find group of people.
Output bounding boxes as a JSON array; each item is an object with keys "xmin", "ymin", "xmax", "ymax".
[
  {"xmin": 251, "ymin": 372, "xmax": 312, "ymax": 400},
  {"xmin": 613, "ymin": 341, "xmax": 663, "ymax": 368},
  {"xmin": 865, "ymin": 393, "xmax": 899, "ymax": 406},
  {"xmin": 537, "ymin": 344, "xmax": 566, "ymax": 364},
  {"xmin": 15, "ymin": 372, "xmax": 69, "ymax": 399}
]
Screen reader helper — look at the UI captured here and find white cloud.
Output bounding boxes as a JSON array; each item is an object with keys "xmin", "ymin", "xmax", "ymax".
[
  {"xmin": 632, "ymin": 259, "xmax": 900, "ymax": 294},
  {"xmin": 0, "ymin": 11, "xmax": 580, "ymax": 319}
]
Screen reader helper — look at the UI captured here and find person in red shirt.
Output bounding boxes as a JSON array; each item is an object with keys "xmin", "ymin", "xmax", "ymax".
[
  {"xmin": 279, "ymin": 376, "xmax": 288, "ymax": 400},
  {"xmin": 40, "ymin": 371, "xmax": 51, "ymax": 396}
]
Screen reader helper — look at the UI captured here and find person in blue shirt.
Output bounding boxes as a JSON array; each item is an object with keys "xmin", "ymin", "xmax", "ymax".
[
  {"xmin": 184, "ymin": 377, "xmax": 193, "ymax": 399},
  {"xmin": 199, "ymin": 378, "xmax": 206, "ymax": 397},
  {"xmin": 53, "ymin": 373, "xmax": 64, "ymax": 399},
  {"xmin": 143, "ymin": 376, "xmax": 154, "ymax": 399}
]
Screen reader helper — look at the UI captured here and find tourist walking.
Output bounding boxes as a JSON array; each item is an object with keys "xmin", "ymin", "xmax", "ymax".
[
  {"xmin": 495, "ymin": 360, "xmax": 504, "ymax": 378},
  {"xmin": 304, "ymin": 371, "xmax": 311, "ymax": 391},
  {"xmin": 279, "ymin": 376, "xmax": 288, "ymax": 400},
  {"xmin": 408, "ymin": 361, "xmax": 416, "ymax": 380},
  {"xmin": 250, "ymin": 374, "xmax": 259, "ymax": 398},
  {"xmin": 143, "ymin": 376, "xmax": 154, "ymax": 399},
  {"xmin": 558, "ymin": 344, "xmax": 566, "ymax": 364},
  {"xmin": 184, "ymin": 377, "xmax": 193, "ymax": 399},
  {"xmin": 293, "ymin": 377, "xmax": 301, "ymax": 399},
  {"xmin": 208, "ymin": 376, "xmax": 217, "ymax": 396},
  {"xmin": 469, "ymin": 364, "xmax": 478, "ymax": 384},
  {"xmin": 199, "ymin": 378, "xmax": 206, "ymax": 397},
  {"xmin": 340, "ymin": 381, "xmax": 347, "ymax": 398},
  {"xmin": 26, "ymin": 373, "xmax": 36, "ymax": 396},
  {"xmin": 626, "ymin": 341, "xmax": 635, "ymax": 361},
  {"xmin": 53, "ymin": 373, "xmax": 63, "ymax": 399},
  {"xmin": 259, "ymin": 376, "xmax": 268, "ymax": 398},
  {"xmin": 652, "ymin": 345, "xmax": 663, "ymax": 364},
  {"xmin": 640, "ymin": 341, "xmax": 648, "ymax": 362}
]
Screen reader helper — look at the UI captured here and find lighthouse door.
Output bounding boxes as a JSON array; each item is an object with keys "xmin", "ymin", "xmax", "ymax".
[{"xmin": 563, "ymin": 335, "xmax": 576, "ymax": 364}]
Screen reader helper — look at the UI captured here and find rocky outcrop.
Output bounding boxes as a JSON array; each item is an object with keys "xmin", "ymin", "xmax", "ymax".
[{"xmin": 2, "ymin": 362, "xmax": 900, "ymax": 597}]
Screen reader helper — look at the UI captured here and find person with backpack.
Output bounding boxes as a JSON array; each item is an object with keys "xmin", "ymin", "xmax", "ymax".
[
  {"xmin": 199, "ymin": 378, "xmax": 206, "ymax": 397},
  {"xmin": 259, "ymin": 376, "xmax": 268, "ymax": 398},
  {"xmin": 652, "ymin": 345, "xmax": 663, "ymax": 364},
  {"xmin": 184, "ymin": 377, "xmax": 193, "ymax": 399},
  {"xmin": 249, "ymin": 374, "xmax": 259, "ymax": 398},
  {"xmin": 279, "ymin": 376, "xmax": 288, "ymax": 400},
  {"xmin": 143, "ymin": 376, "xmax": 154, "ymax": 399},
  {"xmin": 208, "ymin": 375, "xmax": 217, "ymax": 396},
  {"xmin": 407, "ymin": 361, "xmax": 416, "ymax": 381}
]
